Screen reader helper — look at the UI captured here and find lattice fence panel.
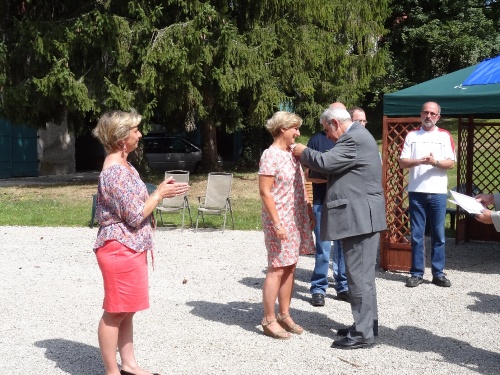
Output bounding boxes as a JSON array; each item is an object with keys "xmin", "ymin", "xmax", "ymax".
[
  {"xmin": 472, "ymin": 124, "xmax": 500, "ymax": 195},
  {"xmin": 385, "ymin": 117, "xmax": 500, "ymax": 253},
  {"xmin": 382, "ymin": 118, "xmax": 420, "ymax": 244},
  {"xmin": 457, "ymin": 122, "xmax": 468, "ymax": 192},
  {"xmin": 448, "ymin": 119, "xmax": 500, "ymax": 243},
  {"xmin": 456, "ymin": 119, "xmax": 469, "ymax": 230}
]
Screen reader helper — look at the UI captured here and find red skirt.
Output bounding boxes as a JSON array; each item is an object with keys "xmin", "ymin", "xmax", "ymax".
[{"xmin": 96, "ymin": 240, "xmax": 149, "ymax": 313}]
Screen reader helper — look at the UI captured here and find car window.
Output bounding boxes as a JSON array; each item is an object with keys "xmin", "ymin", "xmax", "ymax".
[
  {"xmin": 143, "ymin": 138, "xmax": 167, "ymax": 153},
  {"xmin": 144, "ymin": 137, "xmax": 199, "ymax": 154},
  {"xmin": 168, "ymin": 139, "xmax": 188, "ymax": 153}
]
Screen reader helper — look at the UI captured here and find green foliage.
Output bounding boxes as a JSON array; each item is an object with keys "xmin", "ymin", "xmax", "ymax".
[
  {"xmin": 382, "ymin": 0, "xmax": 500, "ymax": 91},
  {"xmin": 1, "ymin": 0, "xmax": 390, "ymax": 168}
]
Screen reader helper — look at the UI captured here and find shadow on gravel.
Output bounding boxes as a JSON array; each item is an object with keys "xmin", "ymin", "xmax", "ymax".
[
  {"xmin": 380, "ymin": 326, "xmax": 500, "ymax": 375},
  {"xmin": 34, "ymin": 339, "xmax": 102, "ymax": 375},
  {"xmin": 297, "ymin": 238, "xmax": 500, "ymax": 279},
  {"xmin": 467, "ymin": 292, "xmax": 500, "ymax": 314},
  {"xmin": 186, "ymin": 300, "xmax": 343, "ymax": 340},
  {"xmin": 240, "ymin": 274, "xmax": 337, "ymax": 308},
  {"xmin": 291, "ymin": 264, "xmax": 314, "ymax": 284}
]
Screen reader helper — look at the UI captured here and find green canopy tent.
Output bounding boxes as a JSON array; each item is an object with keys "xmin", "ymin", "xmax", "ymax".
[
  {"xmin": 384, "ymin": 64, "xmax": 500, "ymax": 116},
  {"xmin": 380, "ymin": 62, "xmax": 500, "ymax": 272}
]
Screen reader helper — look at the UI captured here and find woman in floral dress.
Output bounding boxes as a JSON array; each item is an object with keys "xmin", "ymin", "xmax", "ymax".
[
  {"xmin": 258, "ymin": 111, "xmax": 315, "ymax": 339},
  {"xmin": 92, "ymin": 110, "xmax": 189, "ymax": 375}
]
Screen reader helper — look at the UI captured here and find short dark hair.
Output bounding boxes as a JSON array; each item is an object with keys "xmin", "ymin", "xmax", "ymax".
[{"xmin": 348, "ymin": 106, "xmax": 364, "ymax": 119}]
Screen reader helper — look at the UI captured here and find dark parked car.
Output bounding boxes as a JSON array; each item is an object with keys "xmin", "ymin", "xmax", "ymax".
[{"xmin": 143, "ymin": 135, "xmax": 222, "ymax": 173}]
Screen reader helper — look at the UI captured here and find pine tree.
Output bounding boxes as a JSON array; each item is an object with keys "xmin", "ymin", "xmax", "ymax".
[
  {"xmin": 1, "ymin": 0, "xmax": 390, "ymax": 169},
  {"xmin": 383, "ymin": 0, "xmax": 500, "ymax": 89}
]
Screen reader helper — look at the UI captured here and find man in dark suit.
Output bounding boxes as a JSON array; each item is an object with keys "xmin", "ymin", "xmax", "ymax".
[{"xmin": 293, "ymin": 106, "xmax": 386, "ymax": 349}]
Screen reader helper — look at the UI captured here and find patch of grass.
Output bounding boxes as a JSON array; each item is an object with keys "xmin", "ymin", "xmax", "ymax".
[
  {"xmin": 153, "ymin": 173, "xmax": 263, "ymax": 230},
  {"xmin": 0, "ymin": 197, "xmax": 91, "ymax": 226},
  {"xmin": 0, "ymin": 184, "xmax": 97, "ymax": 226},
  {"xmin": 166, "ymin": 197, "xmax": 262, "ymax": 231},
  {"xmin": 0, "ymin": 173, "xmax": 264, "ymax": 230},
  {"xmin": 0, "ymin": 121, "xmax": 460, "ymax": 232}
]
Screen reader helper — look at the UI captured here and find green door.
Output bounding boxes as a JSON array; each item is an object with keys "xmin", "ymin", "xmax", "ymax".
[
  {"xmin": 0, "ymin": 118, "xmax": 39, "ymax": 178},
  {"xmin": 0, "ymin": 118, "xmax": 12, "ymax": 178}
]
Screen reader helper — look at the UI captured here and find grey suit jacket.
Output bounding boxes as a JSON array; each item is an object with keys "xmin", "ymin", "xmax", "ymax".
[{"xmin": 301, "ymin": 122, "xmax": 387, "ymax": 241}]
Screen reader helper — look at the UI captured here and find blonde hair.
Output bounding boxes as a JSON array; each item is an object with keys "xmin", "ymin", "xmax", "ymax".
[
  {"xmin": 265, "ymin": 111, "xmax": 302, "ymax": 137},
  {"xmin": 92, "ymin": 110, "xmax": 142, "ymax": 153}
]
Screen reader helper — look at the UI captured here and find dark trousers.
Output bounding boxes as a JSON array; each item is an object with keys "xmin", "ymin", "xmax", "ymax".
[{"xmin": 342, "ymin": 232, "xmax": 379, "ymax": 342}]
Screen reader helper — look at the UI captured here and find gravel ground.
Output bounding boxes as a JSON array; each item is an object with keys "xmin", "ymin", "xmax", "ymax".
[{"xmin": 1, "ymin": 225, "xmax": 499, "ymax": 375}]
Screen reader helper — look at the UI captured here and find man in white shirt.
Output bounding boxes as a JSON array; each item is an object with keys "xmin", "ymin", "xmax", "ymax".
[{"xmin": 399, "ymin": 101, "xmax": 456, "ymax": 288}]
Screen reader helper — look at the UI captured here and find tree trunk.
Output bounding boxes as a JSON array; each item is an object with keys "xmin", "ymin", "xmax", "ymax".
[
  {"xmin": 200, "ymin": 118, "xmax": 220, "ymax": 172},
  {"xmin": 38, "ymin": 110, "xmax": 76, "ymax": 175}
]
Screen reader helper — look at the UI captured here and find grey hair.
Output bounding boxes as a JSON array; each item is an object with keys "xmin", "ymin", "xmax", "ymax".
[
  {"xmin": 319, "ymin": 107, "xmax": 351, "ymax": 126},
  {"xmin": 421, "ymin": 101, "xmax": 441, "ymax": 114}
]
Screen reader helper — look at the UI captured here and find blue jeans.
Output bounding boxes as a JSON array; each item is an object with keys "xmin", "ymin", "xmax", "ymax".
[
  {"xmin": 310, "ymin": 204, "xmax": 348, "ymax": 294},
  {"xmin": 332, "ymin": 240, "xmax": 348, "ymax": 293},
  {"xmin": 408, "ymin": 192, "xmax": 447, "ymax": 278}
]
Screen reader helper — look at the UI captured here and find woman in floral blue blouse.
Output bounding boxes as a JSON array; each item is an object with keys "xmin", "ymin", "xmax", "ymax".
[{"xmin": 92, "ymin": 110, "xmax": 189, "ymax": 375}]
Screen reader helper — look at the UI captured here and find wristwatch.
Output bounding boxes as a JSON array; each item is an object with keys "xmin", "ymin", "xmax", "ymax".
[{"xmin": 434, "ymin": 160, "xmax": 440, "ymax": 168}]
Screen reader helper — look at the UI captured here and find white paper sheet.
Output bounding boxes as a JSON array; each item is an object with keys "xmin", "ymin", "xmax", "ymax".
[{"xmin": 448, "ymin": 190, "xmax": 485, "ymax": 214}]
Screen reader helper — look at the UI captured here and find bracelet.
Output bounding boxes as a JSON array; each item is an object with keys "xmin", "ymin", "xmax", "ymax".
[
  {"xmin": 152, "ymin": 193, "xmax": 162, "ymax": 204},
  {"xmin": 273, "ymin": 222, "xmax": 282, "ymax": 231}
]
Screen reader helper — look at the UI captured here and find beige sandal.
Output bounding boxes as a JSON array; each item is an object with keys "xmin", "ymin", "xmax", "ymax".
[
  {"xmin": 277, "ymin": 313, "xmax": 304, "ymax": 335},
  {"xmin": 261, "ymin": 317, "xmax": 291, "ymax": 340}
]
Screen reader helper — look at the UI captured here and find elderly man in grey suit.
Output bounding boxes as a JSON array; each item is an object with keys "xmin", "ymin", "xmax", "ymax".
[{"xmin": 293, "ymin": 106, "xmax": 386, "ymax": 349}]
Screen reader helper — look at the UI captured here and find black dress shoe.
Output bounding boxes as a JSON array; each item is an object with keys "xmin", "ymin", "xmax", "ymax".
[
  {"xmin": 311, "ymin": 293, "xmax": 325, "ymax": 306},
  {"xmin": 336, "ymin": 291, "xmax": 350, "ymax": 303},
  {"xmin": 337, "ymin": 319, "xmax": 378, "ymax": 337},
  {"xmin": 406, "ymin": 276, "xmax": 423, "ymax": 287},
  {"xmin": 432, "ymin": 275, "xmax": 451, "ymax": 287},
  {"xmin": 331, "ymin": 337, "xmax": 374, "ymax": 349}
]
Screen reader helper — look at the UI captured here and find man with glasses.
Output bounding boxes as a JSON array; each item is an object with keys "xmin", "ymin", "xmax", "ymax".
[
  {"xmin": 308, "ymin": 104, "xmax": 349, "ymax": 307},
  {"xmin": 293, "ymin": 106, "xmax": 386, "ymax": 349},
  {"xmin": 399, "ymin": 101, "xmax": 456, "ymax": 288},
  {"xmin": 348, "ymin": 107, "xmax": 368, "ymax": 127}
]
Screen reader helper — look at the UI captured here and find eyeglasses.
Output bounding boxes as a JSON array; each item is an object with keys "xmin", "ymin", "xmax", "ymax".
[{"xmin": 421, "ymin": 111, "xmax": 439, "ymax": 117}]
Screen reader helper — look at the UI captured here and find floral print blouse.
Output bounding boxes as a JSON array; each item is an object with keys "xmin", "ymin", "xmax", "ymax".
[
  {"xmin": 93, "ymin": 164, "xmax": 154, "ymax": 253},
  {"xmin": 259, "ymin": 145, "xmax": 315, "ymax": 267}
]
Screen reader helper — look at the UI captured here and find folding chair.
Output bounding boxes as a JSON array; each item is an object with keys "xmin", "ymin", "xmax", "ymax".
[
  {"xmin": 195, "ymin": 172, "xmax": 234, "ymax": 232},
  {"xmin": 90, "ymin": 194, "xmax": 98, "ymax": 228},
  {"xmin": 156, "ymin": 170, "xmax": 192, "ymax": 230}
]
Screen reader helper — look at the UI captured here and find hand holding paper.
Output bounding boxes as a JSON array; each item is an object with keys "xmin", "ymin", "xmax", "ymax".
[{"xmin": 448, "ymin": 190, "xmax": 485, "ymax": 214}]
